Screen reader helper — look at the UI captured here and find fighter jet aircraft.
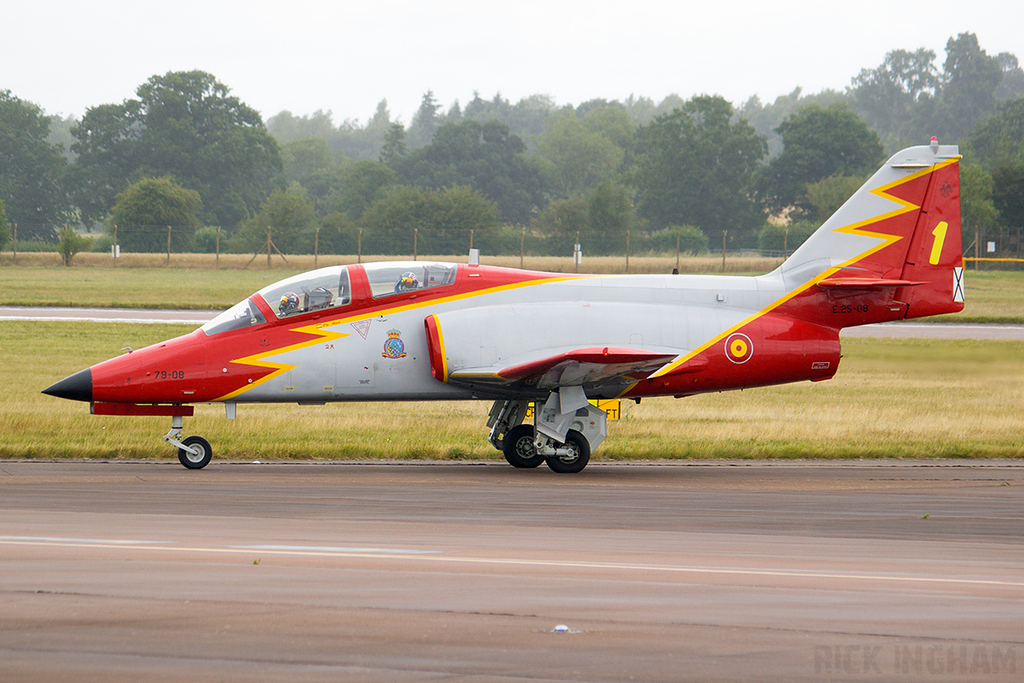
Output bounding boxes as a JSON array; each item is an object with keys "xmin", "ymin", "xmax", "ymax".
[{"xmin": 44, "ymin": 141, "xmax": 964, "ymax": 472}]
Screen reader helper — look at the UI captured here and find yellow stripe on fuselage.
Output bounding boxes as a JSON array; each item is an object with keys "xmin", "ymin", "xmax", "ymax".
[{"xmin": 218, "ymin": 322, "xmax": 352, "ymax": 401}]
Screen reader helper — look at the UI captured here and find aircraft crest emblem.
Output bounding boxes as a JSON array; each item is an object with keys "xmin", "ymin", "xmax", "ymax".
[{"xmin": 382, "ymin": 329, "xmax": 407, "ymax": 359}]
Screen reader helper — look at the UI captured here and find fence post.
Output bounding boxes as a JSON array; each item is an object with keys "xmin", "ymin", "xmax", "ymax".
[
  {"xmin": 625, "ymin": 230, "xmax": 630, "ymax": 273},
  {"xmin": 314, "ymin": 226, "xmax": 320, "ymax": 269},
  {"xmin": 721, "ymin": 230, "xmax": 727, "ymax": 272},
  {"xmin": 358, "ymin": 228, "xmax": 362, "ymax": 264},
  {"xmin": 470, "ymin": 228, "xmax": 474, "ymax": 252},
  {"xmin": 12, "ymin": 223, "xmax": 16, "ymax": 265},
  {"xmin": 267, "ymin": 226, "xmax": 272, "ymax": 268},
  {"xmin": 166, "ymin": 225, "xmax": 171, "ymax": 265},
  {"xmin": 784, "ymin": 229, "xmax": 788, "ymax": 259},
  {"xmin": 975, "ymin": 227, "xmax": 979, "ymax": 271},
  {"xmin": 414, "ymin": 228, "xmax": 418, "ymax": 261},
  {"xmin": 112, "ymin": 225, "xmax": 117, "ymax": 264},
  {"xmin": 520, "ymin": 227, "xmax": 525, "ymax": 269},
  {"xmin": 575, "ymin": 231, "xmax": 580, "ymax": 274},
  {"xmin": 676, "ymin": 230, "xmax": 680, "ymax": 272}
]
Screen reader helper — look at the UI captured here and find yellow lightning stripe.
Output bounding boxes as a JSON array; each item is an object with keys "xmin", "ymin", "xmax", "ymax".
[
  {"xmin": 646, "ymin": 157, "xmax": 960, "ymax": 381},
  {"xmin": 217, "ymin": 322, "xmax": 351, "ymax": 401},
  {"xmin": 359, "ymin": 274, "xmax": 593, "ymax": 320},
  {"xmin": 291, "ymin": 274, "xmax": 593, "ymax": 332},
  {"xmin": 218, "ymin": 274, "xmax": 592, "ymax": 400},
  {"xmin": 826, "ymin": 158, "xmax": 953, "ymax": 260}
]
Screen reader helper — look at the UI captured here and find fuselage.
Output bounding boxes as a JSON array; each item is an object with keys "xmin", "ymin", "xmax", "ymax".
[{"xmin": 77, "ymin": 260, "xmax": 848, "ymax": 408}]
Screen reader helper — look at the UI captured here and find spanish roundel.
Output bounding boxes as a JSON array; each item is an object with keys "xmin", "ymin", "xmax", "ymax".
[{"xmin": 725, "ymin": 333, "xmax": 753, "ymax": 364}]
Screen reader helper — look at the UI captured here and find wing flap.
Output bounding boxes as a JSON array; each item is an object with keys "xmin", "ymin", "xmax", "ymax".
[
  {"xmin": 499, "ymin": 347, "xmax": 677, "ymax": 381},
  {"xmin": 447, "ymin": 347, "xmax": 678, "ymax": 391},
  {"xmin": 817, "ymin": 277, "xmax": 924, "ymax": 289}
]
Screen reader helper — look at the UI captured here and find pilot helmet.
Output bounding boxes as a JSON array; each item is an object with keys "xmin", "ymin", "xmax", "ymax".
[
  {"xmin": 279, "ymin": 292, "xmax": 299, "ymax": 313},
  {"xmin": 399, "ymin": 272, "xmax": 418, "ymax": 290}
]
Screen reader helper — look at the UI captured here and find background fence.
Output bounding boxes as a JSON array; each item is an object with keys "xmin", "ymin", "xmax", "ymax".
[{"xmin": 6, "ymin": 223, "xmax": 1024, "ymax": 271}]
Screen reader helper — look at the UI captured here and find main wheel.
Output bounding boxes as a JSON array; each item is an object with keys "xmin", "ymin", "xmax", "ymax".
[
  {"xmin": 178, "ymin": 435, "xmax": 212, "ymax": 470},
  {"xmin": 502, "ymin": 424, "xmax": 545, "ymax": 468},
  {"xmin": 545, "ymin": 430, "xmax": 590, "ymax": 474}
]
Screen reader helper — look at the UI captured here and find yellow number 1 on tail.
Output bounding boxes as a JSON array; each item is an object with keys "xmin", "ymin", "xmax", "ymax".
[{"xmin": 929, "ymin": 221, "xmax": 948, "ymax": 265}]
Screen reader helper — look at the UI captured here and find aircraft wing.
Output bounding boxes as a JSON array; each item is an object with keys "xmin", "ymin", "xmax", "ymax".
[
  {"xmin": 424, "ymin": 307, "xmax": 687, "ymax": 395},
  {"xmin": 444, "ymin": 346, "xmax": 679, "ymax": 392}
]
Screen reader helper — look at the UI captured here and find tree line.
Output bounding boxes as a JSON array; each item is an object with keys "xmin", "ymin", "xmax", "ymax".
[{"xmin": 1, "ymin": 32, "xmax": 1023, "ymax": 260}]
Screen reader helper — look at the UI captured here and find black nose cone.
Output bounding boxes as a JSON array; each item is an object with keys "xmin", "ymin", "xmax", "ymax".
[{"xmin": 43, "ymin": 368, "xmax": 93, "ymax": 402}]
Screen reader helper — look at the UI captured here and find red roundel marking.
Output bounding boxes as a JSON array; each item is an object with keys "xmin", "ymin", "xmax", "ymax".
[{"xmin": 725, "ymin": 333, "xmax": 753, "ymax": 364}]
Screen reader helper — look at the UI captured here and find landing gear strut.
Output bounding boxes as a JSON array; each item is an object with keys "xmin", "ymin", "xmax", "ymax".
[
  {"xmin": 486, "ymin": 394, "xmax": 607, "ymax": 473},
  {"xmin": 488, "ymin": 400, "xmax": 545, "ymax": 468},
  {"xmin": 163, "ymin": 415, "xmax": 213, "ymax": 469}
]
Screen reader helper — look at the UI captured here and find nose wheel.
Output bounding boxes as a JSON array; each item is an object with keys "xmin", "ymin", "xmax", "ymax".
[
  {"xmin": 164, "ymin": 415, "xmax": 213, "ymax": 469},
  {"xmin": 178, "ymin": 436, "xmax": 212, "ymax": 469}
]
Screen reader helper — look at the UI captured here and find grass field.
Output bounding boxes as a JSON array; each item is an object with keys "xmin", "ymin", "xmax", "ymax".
[
  {"xmin": 2, "ymin": 258, "xmax": 1023, "ymax": 322},
  {"xmin": 3, "ymin": 321, "xmax": 1022, "ymax": 461},
  {"xmin": 933, "ymin": 269, "xmax": 1024, "ymax": 323}
]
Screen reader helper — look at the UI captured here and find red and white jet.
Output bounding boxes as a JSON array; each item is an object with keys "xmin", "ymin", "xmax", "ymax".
[{"xmin": 44, "ymin": 142, "xmax": 965, "ymax": 472}]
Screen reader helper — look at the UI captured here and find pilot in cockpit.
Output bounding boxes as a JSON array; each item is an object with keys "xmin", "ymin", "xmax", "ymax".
[
  {"xmin": 395, "ymin": 271, "xmax": 419, "ymax": 293},
  {"xmin": 279, "ymin": 292, "xmax": 300, "ymax": 316}
]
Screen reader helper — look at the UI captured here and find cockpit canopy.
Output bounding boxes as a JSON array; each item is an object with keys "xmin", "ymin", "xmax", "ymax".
[
  {"xmin": 201, "ymin": 262, "xmax": 457, "ymax": 336},
  {"xmin": 261, "ymin": 267, "xmax": 352, "ymax": 319},
  {"xmin": 363, "ymin": 261, "xmax": 456, "ymax": 298}
]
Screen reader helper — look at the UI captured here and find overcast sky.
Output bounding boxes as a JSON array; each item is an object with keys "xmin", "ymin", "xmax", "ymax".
[{"xmin": 3, "ymin": 0, "xmax": 1020, "ymax": 125}]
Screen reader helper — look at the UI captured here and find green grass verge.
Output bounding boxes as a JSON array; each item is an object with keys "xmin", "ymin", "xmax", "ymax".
[
  {"xmin": 926, "ymin": 270, "xmax": 1024, "ymax": 324},
  {"xmin": 0, "ymin": 267, "xmax": 285, "ymax": 309},
  {"xmin": 4, "ymin": 321, "xmax": 1023, "ymax": 461}
]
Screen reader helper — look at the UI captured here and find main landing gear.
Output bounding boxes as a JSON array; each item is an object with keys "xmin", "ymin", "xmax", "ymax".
[
  {"xmin": 487, "ymin": 390, "xmax": 607, "ymax": 474},
  {"xmin": 164, "ymin": 415, "xmax": 212, "ymax": 469}
]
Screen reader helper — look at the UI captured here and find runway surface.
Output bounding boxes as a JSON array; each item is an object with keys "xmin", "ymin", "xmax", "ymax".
[
  {"xmin": 1, "ymin": 460, "xmax": 1022, "ymax": 682},
  {"xmin": 0, "ymin": 306, "xmax": 215, "ymax": 324}
]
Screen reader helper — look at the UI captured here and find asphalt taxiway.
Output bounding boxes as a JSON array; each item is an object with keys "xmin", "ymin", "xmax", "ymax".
[{"xmin": 1, "ymin": 460, "xmax": 1021, "ymax": 682}]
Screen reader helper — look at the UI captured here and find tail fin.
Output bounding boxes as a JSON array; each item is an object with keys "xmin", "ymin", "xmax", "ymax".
[
  {"xmin": 779, "ymin": 142, "xmax": 964, "ymax": 322},
  {"xmin": 894, "ymin": 152, "xmax": 964, "ymax": 318}
]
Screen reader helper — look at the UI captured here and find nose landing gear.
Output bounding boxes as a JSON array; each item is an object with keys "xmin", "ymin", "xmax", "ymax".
[
  {"xmin": 164, "ymin": 415, "xmax": 213, "ymax": 469},
  {"xmin": 177, "ymin": 436, "xmax": 212, "ymax": 469}
]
